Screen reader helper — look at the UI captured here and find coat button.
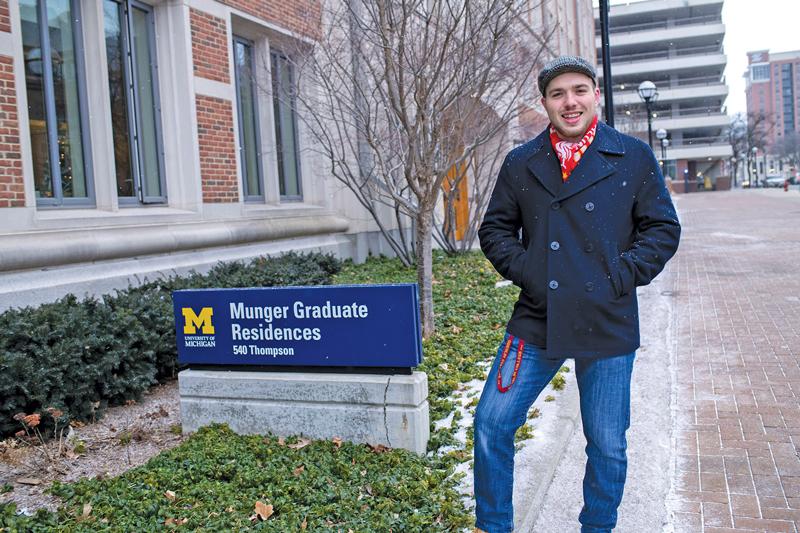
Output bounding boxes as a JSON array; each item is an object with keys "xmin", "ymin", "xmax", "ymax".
[
  {"xmin": 550, "ymin": 241, "xmax": 560, "ymax": 251},
  {"xmin": 551, "ymin": 201, "xmax": 561, "ymax": 210},
  {"xmin": 585, "ymin": 282, "xmax": 594, "ymax": 292},
  {"xmin": 584, "ymin": 243, "xmax": 594, "ymax": 253},
  {"xmin": 549, "ymin": 280, "xmax": 559, "ymax": 290},
  {"xmin": 584, "ymin": 202, "xmax": 595, "ymax": 212}
]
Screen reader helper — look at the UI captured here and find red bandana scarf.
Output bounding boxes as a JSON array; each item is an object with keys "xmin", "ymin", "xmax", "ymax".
[{"xmin": 549, "ymin": 115, "xmax": 598, "ymax": 182}]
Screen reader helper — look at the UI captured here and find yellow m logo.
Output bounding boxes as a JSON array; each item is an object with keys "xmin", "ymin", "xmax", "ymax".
[{"xmin": 182, "ymin": 307, "xmax": 215, "ymax": 335}]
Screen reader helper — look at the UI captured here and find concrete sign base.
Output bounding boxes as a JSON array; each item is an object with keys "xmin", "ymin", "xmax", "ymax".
[{"xmin": 178, "ymin": 369, "xmax": 429, "ymax": 455}]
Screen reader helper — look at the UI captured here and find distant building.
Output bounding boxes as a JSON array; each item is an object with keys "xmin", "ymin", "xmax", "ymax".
[
  {"xmin": 745, "ymin": 49, "xmax": 800, "ymax": 153},
  {"xmin": 594, "ymin": 0, "xmax": 732, "ymax": 191}
]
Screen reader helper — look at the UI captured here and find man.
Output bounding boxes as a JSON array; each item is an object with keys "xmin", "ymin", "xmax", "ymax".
[{"xmin": 473, "ymin": 56, "xmax": 680, "ymax": 533}]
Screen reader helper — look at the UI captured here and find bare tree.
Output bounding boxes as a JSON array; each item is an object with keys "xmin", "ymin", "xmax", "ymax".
[
  {"xmin": 727, "ymin": 113, "xmax": 748, "ymax": 187},
  {"xmin": 774, "ymin": 131, "xmax": 800, "ymax": 175},
  {"xmin": 744, "ymin": 112, "xmax": 773, "ymax": 186},
  {"xmin": 727, "ymin": 112, "xmax": 772, "ymax": 186},
  {"xmin": 284, "ymin": 0, "xmax": 551, "ymax": 337}
]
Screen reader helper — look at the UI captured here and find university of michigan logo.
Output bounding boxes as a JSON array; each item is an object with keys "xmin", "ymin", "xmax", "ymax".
[{"xmin": 182, "ymin": 307, "xmax": 215, "ymax": 335}]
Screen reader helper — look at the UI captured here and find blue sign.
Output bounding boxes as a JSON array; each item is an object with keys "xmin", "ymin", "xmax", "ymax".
[{"xmin": 173, "ymin": 284, "xmax": 423, "ymax": 368}]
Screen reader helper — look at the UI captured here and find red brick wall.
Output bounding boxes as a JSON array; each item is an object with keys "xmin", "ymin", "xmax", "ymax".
[
  {"xmin": 220, "ymin": 0, "xmax": 321, "ymax": 39},
  {"xmin": 0, "ymin": 1, "xmax": 10, "ymax": 34},
  {"xmin": 190, "ymin": 8, "xmax": 230, "ymax": 83},
  {"xmin": 0, "ymin": 56, "xmax": 23, "ymax": 208},
  {"xmin": 196, "ymin": 95, "xmax": 238, "ymax": 203}
]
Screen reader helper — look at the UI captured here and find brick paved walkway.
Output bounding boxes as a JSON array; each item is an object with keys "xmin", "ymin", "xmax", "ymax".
[{"xmin": 668, "ymin": 189, "xmax": 800, "ymax": 533}]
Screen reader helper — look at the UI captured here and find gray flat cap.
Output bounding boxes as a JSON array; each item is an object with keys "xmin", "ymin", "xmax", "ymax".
[{"xmin": 538, "ymin": 56, "xmax": 597, "ymax": 96}]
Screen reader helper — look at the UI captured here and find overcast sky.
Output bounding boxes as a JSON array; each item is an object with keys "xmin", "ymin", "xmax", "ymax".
[
  {"xmin": 721, "ymin": 0, "xmax": 798, "ymax": 114},
  {"xmin": 596, "ymin": 0, "xmax": 799, "ymax": 115}
]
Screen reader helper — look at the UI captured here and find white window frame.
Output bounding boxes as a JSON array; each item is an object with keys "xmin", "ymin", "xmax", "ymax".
[
  {"xmin": 229, "ymin": 17, "xmax": 315, "ymax": 208},
  {"xmin": 21, "ymin": 0, "xmax": 96, "ymax": 208}
]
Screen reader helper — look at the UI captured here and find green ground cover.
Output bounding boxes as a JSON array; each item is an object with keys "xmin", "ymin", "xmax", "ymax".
[{"xmin": 1, "ymin": 252, "xmax": 566, "ymax": 532}]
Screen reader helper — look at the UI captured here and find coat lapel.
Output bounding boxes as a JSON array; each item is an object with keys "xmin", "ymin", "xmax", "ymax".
[
  {"xmin": 525, "ymin": 131, "xmax": 563, "ymax": 197},
  {"xmin": 555, "ymin": 122, "xmax": 625, "ymax": 202}
]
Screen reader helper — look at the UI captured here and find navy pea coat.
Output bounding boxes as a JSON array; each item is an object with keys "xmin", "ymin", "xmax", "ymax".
[{"xmin": 479, "ymin": 121, "xmax": 680, "ymax": 358}]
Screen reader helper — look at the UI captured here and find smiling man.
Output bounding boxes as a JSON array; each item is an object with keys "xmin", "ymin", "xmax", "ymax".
[{"xmin": 473, "ymin": 56, "xmax": 681, "ymax": 533}]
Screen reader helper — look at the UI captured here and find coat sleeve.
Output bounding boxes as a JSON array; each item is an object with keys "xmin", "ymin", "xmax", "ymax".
[
  {"xmin": 610, "ymin": 144, "xmax": 681, "ymax": 295},
  {"xmin": 478, "ymin": 158, "xmax": 527, "ymax": 286}
]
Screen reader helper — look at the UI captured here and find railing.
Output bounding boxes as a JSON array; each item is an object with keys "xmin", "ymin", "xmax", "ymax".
[
  {"xmin": 676, "ymin": 45, "xmax": 722, "ymax": 57},
  {"xmin": 671, "ymin": 136, "xmax": 729, "ymax": 146},
  {"xmin": 599, "ymin": 73, "xmax": 726, "ymax": 89},
  {"xmin": 611, "ymin": 85, "xmax": 727, "ymax": 102},
  {"xmin": 625, "ymin": 135, "xmax": 729, "ymax": 147},
  {"xmin": 675, "ymin": 76, "xmax": 727, "ymax": 88},
  {"xmin": 594, "ymin": 14, "xmax": 723, "ymax": 36},
  {"xmin": 599, "ymin": 45, "xmax": 724, "ymax": 66},
  {"xmin": 616, "ymin": 131, "xmax": 731, "ymax": 150},
  {"xmin": 650, "ymin": 106, "xmax": 727, "ymax": 119}
]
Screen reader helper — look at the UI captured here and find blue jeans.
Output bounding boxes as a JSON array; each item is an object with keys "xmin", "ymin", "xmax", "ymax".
[{"xmin": 474, "ymin": 333, "xmax": 635, "ymax": 533}]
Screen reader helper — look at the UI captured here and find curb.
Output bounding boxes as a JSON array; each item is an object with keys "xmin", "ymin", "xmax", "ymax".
[{"xmin": 514, "ymin": 375, "xmax": 581, "ymax": 532}]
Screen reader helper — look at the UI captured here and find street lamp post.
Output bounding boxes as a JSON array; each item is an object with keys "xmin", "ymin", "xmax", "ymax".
[
  {"xmin": 751, "ymin": 146, "xmax": 759, "ymax": 187},
  {"xmin": 656, "ymin": 128, "xmax": 668, "ymax": 162},
  {"xmin": 638, "ymin": 80, "xmax": 658, "ymax": 150},
  {"xmin": 598, "ymin": 0, "xmax": 614, "ymax": 127},
  {"xmin": 729, "ymin": 117, "xmax": 746, "ymax": 188},
  {"xmin": 738, "ymin": 153, "xmax": 746, "ymax": 188}
]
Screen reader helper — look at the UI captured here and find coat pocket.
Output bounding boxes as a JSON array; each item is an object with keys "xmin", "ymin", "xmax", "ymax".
[
  {"xmin": 518, "ymin": 247, "xmax": 532, "ymax": 290},
  {"xmin": 602, "ymin": 242, "xmax": 625, "ymax": 298},
  {"xmin": 520, "ymin": 247, "xmax": 547, "ymax": 305}
]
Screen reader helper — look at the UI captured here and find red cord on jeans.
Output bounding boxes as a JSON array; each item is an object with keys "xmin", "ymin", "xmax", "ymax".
[{"xmin": 496, "ymin": 335, "xmax": 525, "ymax": 393}]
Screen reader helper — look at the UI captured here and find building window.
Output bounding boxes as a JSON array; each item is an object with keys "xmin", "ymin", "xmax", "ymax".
[
  {"xmin": 271, "ymin": 52, "xmax": 301, "ymax": 200},
  {"xmin": 780, "ymin": 63, "xmax": 795, "ymax": 134},
  {"xmin": 663, "ymin": 160, "xmax": 677, "ymax": 180},
  {"xmin": 104, "ymin": 0, "xmax": 166, "ymax": 204},
  {"xmin": 233, "ymin": 36, "xmax": 263, "ymax": 201},
  {"xmin": 21, "ymin": 0, "xmax": 93, "ymax": 206},
  {"xmin": 751, "ymin": 64, "xmax": 769, "ymax": 81}
]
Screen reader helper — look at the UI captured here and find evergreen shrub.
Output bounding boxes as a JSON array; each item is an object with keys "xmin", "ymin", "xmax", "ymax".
[{"xmin": 0, "ymin": 252, "xmax": 341, "ymax": 438}]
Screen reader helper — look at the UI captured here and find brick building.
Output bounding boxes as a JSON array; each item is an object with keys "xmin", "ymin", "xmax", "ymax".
[
  {"xmin": 0, "ymin": 0, "xmax": 398, "ymax": 308},
  {"xmin": 745, "ymin": 49, "xmax": 800, "ymax": 181}
]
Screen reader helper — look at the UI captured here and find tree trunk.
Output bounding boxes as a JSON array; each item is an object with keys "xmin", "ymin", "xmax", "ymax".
[{"xmin": 415, "ymin": 210, "xmax": 435, "ymax": 339}]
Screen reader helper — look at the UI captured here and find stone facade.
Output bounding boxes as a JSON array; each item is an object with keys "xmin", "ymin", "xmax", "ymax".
[{"xmin": 0, "ymin": 0, "xmax": 368, "ymax": 305}]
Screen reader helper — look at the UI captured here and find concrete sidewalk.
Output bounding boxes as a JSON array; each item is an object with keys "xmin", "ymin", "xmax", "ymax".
[{"xmin": 516, "ymin": 188, "xmax": 800, "ymax": 532}]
